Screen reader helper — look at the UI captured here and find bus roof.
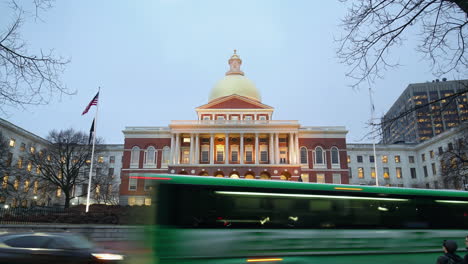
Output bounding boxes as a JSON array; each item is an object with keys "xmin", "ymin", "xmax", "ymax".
[{"xmin": 129, "ymin": 173, "xmax": 468, "ymax": 198}]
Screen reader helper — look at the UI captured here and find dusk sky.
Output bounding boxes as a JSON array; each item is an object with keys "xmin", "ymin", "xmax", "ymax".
[{"xmin": 1, "ymin": 0, "xmax": 466, "ymax": 144}]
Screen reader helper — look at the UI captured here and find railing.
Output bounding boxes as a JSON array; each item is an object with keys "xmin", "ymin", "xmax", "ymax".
[
  {"xmin": 0, "ymin": 205, "xmax": 152, "ymax": 225},
  {"xmin": 170, "ymin": 120, "xmax": 300, "ymax": 125}
]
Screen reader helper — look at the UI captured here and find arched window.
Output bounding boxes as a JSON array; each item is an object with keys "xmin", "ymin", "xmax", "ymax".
[
  {"xmin": 130, "ymin": 146, "xmax": 140, "ymax": 168},
  {"xmin": 300, "ymin": 147, "xmax": 308, "ymax": 164},
  {"xmin": 145, "ymin": 146, "xmax": 156, "ymax": 167},
  {"xmin": 331, "ymin": 147, "xmax": 339, "ymax": 165},
  {"xmin": 315, "ymin": 147, "xmax": 324, "ymax": 164},
  {"xmin": 162, "ymin": 146, "xmax": 170, "ymax": 167}
]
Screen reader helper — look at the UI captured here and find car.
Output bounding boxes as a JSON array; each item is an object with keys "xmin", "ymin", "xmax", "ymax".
[{"xmin": 0, "ymin": 232, "xmax": 124, "ymax": 264}]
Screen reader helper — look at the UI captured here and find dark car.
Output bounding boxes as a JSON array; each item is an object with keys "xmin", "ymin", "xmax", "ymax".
[{"xmin": 0, "ymin": 232, "xmax": 124, "ymax": 264}]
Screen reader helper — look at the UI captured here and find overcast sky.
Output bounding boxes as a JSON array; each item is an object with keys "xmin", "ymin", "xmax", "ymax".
[{"xmin": 1, "ymin": 0, "xmax": 466, "ymax": 144}]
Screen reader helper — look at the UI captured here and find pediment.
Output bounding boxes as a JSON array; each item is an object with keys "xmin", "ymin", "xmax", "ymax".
[{"xmin": 197, "ymin": 94, "xmax": 273, "ymax": 110}]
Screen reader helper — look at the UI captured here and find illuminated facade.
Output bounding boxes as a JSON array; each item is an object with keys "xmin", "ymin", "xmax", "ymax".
[
  {"xmin": 382, "ymin": 79, "xmax": 468, "ymax": 144},
  {"xmin": 120, "ymin": 52, "xmax": 349, "ymax": 205}
]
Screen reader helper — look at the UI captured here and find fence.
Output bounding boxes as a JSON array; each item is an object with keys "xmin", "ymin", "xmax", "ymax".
[{"xmin": 0, "ymin": 205, "xmax": 152, "ymax": 225}]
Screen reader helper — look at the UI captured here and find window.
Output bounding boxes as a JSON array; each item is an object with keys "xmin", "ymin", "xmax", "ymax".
[
  {"xmin": 347, "ymin": 155, "xmax": 350, "ymax": 163},
  {"xmin": 410, "ymin": 168, "xmax": 417, "ymax": 179},
  {"xmin": 203, "ymin": 116, "xmax": 210, "ymax": 120},
  {"xmin": 201, "ymin": 145, "xmax": 209, "ymax": 162},
  {"xmin": 2, "ymin": 175, "xmax": 8, "ymax": 189},
  {"xmin": 145, "ymin": 146, "xmax": 156, "ymax": 166},
  {"xmin": 19, "ymin": 143, "xmax": 25, "ymax": 151},
  {"xmin": 56, "ymin": 187, "xmax": 62, "ymax": 197},
  {"xmin": 183, "ymin": 137, "xmax": 191, "ymax": 143},
  {"xmin": 162, "ymin": 146, "xmax": 171, "ymax": 165},
  {"xmin": 421, "ymin": 154, "xmax": 426, "ymax": 162},
  {"xmin": 259, "ymin": 116, "xmax": 267, "ymax": 120},
  {"xmin": 244, "ymin": 116, "xmax": 252, "ymax": 121},
  {"xmin": 30, "ymin": 146, "xmax": 35, "ymax": 153},
  {"xmin": 33, "ymin": 181, "xmax": 38, "ymax": 194},
  {"xmin": 231, "ymin": 145, "xmax": 239, "ymax": 162},
  {"xmin": 128, "ymin": 197, "xmax": 136, "ymax": 206},
  {"xmin": 129, "ymin": 178, "xmax": 137, "ymax": 191},
  {"xmin": 357, "ymin": 155, "xmax": 363, "ymax": 163},
  {"xmin": 6, "ymin": 152, "xmax": 12, "ymax": 166},
  {"xmin": 216, "ymin": 116, "xmax": 225, "ymax": 120},
  {"xmin": 371, "ymin": 167, "xmax": 376, "ymax": 178},
  {"xmin": 181, "ymin": 149, "xmax": 190, "ymax": 164},
  {"xmin": 130, "ymin": 146, "xmax": 140, "ymax": 168},
  {"xmin": 9, "ymin": 138, "xmax": 15, "ymax": 147},
  {"xmin": 369, "ymin": 155, "xmax": 375, "ymax": 163},
  {"xmin": 316, "ymin": 174, "xmax": 325, "ymax": 183},
  {"xmin": 331, "ymin": 147, "xmax": 339, "ymax": 165},
  {"xmin": 438, "ymin": 147, "xmax": 443, "ymax": 155},
  {"xmin": 431, "ymin": 163, "xmax": 436, "ymax": 175},
  {"xmin": 260, "ymin": 145, "xmax": 268, "ymax": 162},
  {"xmin": 383, "ymin": 167, "xmax": 389, "ymax": 178},
  {"xmin": 216, "ymin": 145, "xmax": 224, "ymax": 162},
  {"xmin": 110, "ymin": 156, "xmax": 115, "ymax": 163},
  {"xmin": 98, "ymin": 156, "xmax": 104, "ymax": 163},
  {"xmin": 231, "ymin": 116, "xmax": 239, "ymax": 121},
  {"xmin": 423, "ymin": 166, "xmax": 428, "ymax": 177},
  {"xmin": 382, "ymin": 155, "xmax": 388, "ymax": 163},
  {"xmin": 17, "ymin": 157, "xmax": 23, "ymax": 169},
  {"xmin": 144, "ymin": 179, "xmax": 152, "ymax": 191},
  {"xmin": 315, "ymin": 147, "xmax": 324, "ymax": 164},
  {"xmin": 396, "ymin": 167, "xmax": 402, "ymax": 178},
  {"xmin": 81, "ymin": 184, "xmax": 88, "ymax": 196},
  {"xmin": 332, "ymin": 174, "xmax": 341, "ymax": 184},
  {"xmin": 245, "ymin": 145, "xmax": 253, "ymax": 162},
  {"xmin": 395, "ymin": 155, "xmax": 400, "ymax": 163},
  {"xmin": 108, "ymin": 168, "xmax": 114, "ymax": 177},
  {"xmin": 425, "ymin": 183, "xmax": 430, "ymax": 189},
  {"xmin": 430, "ymin": 150, "xmax": 434, "ymax": 159},
  {"xmin": 27, "ymin": 161, "xmax": 32, "ymax": 172},
  {"xmin": 300, "ymin": 147, "xmax": 308, "ymax": 164},
  {"xmin": 348, "ymin": 168, "xmax": 352, "ymax": 178},
  {"xmin": 448, "ymin": 143, "xmax": 453, "ymax": 151},
  {"xmin": 358, "ymin": 167, "xmax": 364, "ymax": 178},
  {"xmin": 145, "ymin": 198, "xmax": 152, "ymax": 206},
  {"xmin": 409, "ymin": 156, "xmax": 415, "ymax": 163}
]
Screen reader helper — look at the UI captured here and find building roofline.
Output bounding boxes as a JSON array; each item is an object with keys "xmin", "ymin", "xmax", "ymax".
[{"xmin": 0, "ymin": 118, "xmax": 49, "ymax": 144}]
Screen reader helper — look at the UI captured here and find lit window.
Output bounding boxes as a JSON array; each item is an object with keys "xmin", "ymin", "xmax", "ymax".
[
  {"xmin": 98, "ymin": 156, "xmax": 104, "ymax": 163},
  {"xmin": 2, "ymin": 175, "xmax": 8, "ymax": 189},
  {"xmin": 27, "ymin": 161, "xmax": 32, "ymax": 172},
  {"xmin": 358, "ymin": 168, "xmax": 364, "ymax": 178},
  {"xmin": 33, "ymin": 181, "xmax": 38, "ymax": 194},
  {"xmin": 144, "ymin": 198, "xmax": 152, "ymax": 206},
  {"xmin": 383, "ymin": 167, "xmax": 390, "ymax": 178},
  {"xmin": 36, "ymin": 165, "xmax": 41, "ymax": 174},
  {"xmin": 23, "ymin": 180, "xmax": 30, "ymax": 192},
  {"xmin": 9, "ymin": 138, "xmax": 16, "ymax": 147},
  {"xmin": 95, "ymin": 184, "xmax": 101, "ymax": 195},
  {"xmin": 347, "ymin": 155, "xmax": 350, "ymax": 163},
  {"xmin": 162, "ymin": 146, "xmax": 171, "ymax": 165},
  {"xmin": 394, "ymin": 155, "xmax": 400, "ymax": 163},
  {"xmin": 396, "ymin": 167, "xmax": 402, "ymax": 178},
  {"xmin": 13, "ymin": 178, "xmax": 19, "ymax": 190},
  {"xmin": 382, "ymin": 156, "xmax": 388, "ymax": 163},
  {"xmin": 371, "ymin": 167, "xmax": 376, "ymax": 178},
  {"xmin": 316, "ymin": 174, "xmax": 325, "ymax": 183},
  {"xmin": 183, "ymin": 138, "xmax": 191, "ymax": 143},
  {"xmin": 17, "ymin": 157, "xmax": 23, "ymax": 169},
  {"xmin": 300, "ymin": 147, "xmax": 308, "ymax": 164},
  {"xmin": 216, "ymin": 145, "xmax": 224, "ymax": 162},
  {"xmin": 128, "ymin": 197, "xmax": 136, "ymax": 206},
  {"xmin": 19, "ymin": 143, "xmax": 25, "ymax": 151},
  {"xmin": 57, "ymin": 187, "xmax": 62, "ymax": 197},
  {"xmin": 30, "ymin": 146, "xmax": 35, "ymax": 153}
]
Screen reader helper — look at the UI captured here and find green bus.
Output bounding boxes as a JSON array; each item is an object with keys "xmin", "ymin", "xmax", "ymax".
[{"xmin": 134, "ymin": 174, "xmax": 468, "ymax": 264}]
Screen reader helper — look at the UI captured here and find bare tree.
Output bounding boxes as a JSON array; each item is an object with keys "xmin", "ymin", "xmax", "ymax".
[
  {"xmin": 0, "ymin": 0, "xmax": 73, "ymax": 113},
  {"xmin": 28, "ymin": 129, "xmax": 106, "ymax": 208},
  {"xmin": 440, "ymin": 133, "xmax": 468, "ymax": 189},
  {"xmin": 338, "ymin": 0, "xmax": 468, "ymax": 88}
]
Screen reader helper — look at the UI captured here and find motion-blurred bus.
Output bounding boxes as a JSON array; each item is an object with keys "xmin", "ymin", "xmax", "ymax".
[{"xmin": 135, "ymin": 174, "xmax": 468, "ymax": 264}]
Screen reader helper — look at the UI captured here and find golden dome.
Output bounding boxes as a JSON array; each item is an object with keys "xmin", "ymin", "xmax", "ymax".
[{"xmin": 209, "ymin": 50, "xmax": 261, "ymax": 102}]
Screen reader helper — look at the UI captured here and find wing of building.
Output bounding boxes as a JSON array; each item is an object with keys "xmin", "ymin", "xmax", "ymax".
[{"xmin": 120, "ymin": 51, "xmax": 349, "ymax": 205}]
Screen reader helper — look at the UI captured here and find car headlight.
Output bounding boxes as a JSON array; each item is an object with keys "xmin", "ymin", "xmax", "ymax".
[{"xmin": 91, "ymin": 253, "xmax": 124, "ymax": 260}]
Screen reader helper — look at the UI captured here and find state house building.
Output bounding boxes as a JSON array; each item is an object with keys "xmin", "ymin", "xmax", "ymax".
[{"xmin": 120, "ymin": 52, "xmax": 349, "ymax": 205}]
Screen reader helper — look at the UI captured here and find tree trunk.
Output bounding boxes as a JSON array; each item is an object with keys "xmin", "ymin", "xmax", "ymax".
[{"xmin": 64, "ymin": 191, "xmax": 70, "ymax": 208}]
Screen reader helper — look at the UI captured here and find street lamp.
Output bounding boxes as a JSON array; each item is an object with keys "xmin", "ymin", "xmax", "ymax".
[{"xmin": 3, "ymin": 205, "xmax": 9, "ymax": 209}]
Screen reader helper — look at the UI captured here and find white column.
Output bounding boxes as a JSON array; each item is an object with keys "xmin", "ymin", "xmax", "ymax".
[
  {"xmin": 269, "ymin": 133, "xmax": 274, "ymax": 164},
  {"xmin": 225, "ymin": 133, "xmax": 229, "ymax": 164},
  {"xmin": 195, "ymin": 134, "xmax": 199, "ymax": 165},
  {"xmin": 275, "ymin": 133, "xmax": 280, "ymax": 164},
  {"xmin": 189, "ymin": 134, "xmax": 194, "ymax": 164},
  {"xmin": 175, "ymin": 133, "xmax": 180, "ymax": 165},
  {"xmin": 210, "ymin": 134, "xmax": 214, "ymax": 164},
  {"xmin": 255, "ymin": 133, "xmax": 259, "ymax": 165},
  {"xmin": 294, "ymin": 132, "xmax": 299, "ymax": 164},
  {"xmin": 289, "ymin": 132, "xmax": 293, "ymax": 164},
  {"xmin": 240, "ymin": 133, "xmax": 244, "ymax": 165},
  {"xmin": 170, "ymin": 133, "xmax": 175, "ymax": 164}
]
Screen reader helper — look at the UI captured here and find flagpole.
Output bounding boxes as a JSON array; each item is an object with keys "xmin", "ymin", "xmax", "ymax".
[
  {"xmin": 369, "ymin": 87, "xmax": 379, "ymax": 187},
  {"xmin": 86, "ymin": 87, "xmax": 100, "ymax": 213}
]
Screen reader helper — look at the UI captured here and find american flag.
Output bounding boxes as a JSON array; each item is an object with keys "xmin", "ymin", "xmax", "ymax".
[{"xmin": 81, "ymin": 92, "xmax": 99, "ymax": 115}]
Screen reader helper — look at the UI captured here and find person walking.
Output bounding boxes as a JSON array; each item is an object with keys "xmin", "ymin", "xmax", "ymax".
[{"xmin": 436, "ymin": 240, "xmax": 464, "ymax": 264}]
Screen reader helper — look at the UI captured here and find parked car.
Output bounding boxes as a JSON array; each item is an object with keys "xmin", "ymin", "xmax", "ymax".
[{"xmin": 0, "ymin": 232, "xmax": 124, "ymax": 264}]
